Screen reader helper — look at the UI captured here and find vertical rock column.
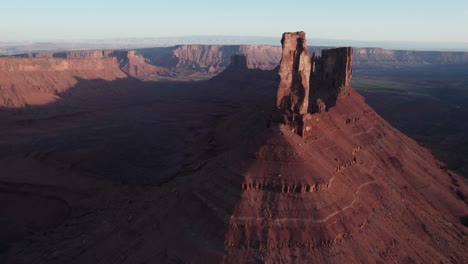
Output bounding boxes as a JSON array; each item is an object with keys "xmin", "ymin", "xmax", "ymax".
[
  {"xmin": 277, "ymin": 31, "xmax": 311, "ymax": 114},
  {"xmin": 276, "ymin": 31, "xmax": 312, "ymax": 136}
]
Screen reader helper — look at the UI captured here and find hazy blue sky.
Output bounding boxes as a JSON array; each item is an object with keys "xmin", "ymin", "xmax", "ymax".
[{"xmin": 1, "ymin": 0, "xmax": 467, "ymax": 43}]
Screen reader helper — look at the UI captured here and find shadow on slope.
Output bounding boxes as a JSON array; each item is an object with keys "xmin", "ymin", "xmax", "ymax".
[{"xmin": 0, "ymin": 76, "xmax": 232, "ymax": 185}]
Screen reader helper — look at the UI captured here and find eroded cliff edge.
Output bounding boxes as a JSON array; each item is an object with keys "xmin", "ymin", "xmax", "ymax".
[{"xmin": 0, "ymin": 56, "xmax": 127, "ymax": 107}]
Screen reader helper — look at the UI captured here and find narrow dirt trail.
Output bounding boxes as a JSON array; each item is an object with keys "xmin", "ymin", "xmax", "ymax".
[
  {"xmin": 196, "ymin": 180, "xmax": 377, "ymax": 224},
  {"xmin": 212, "ymin": 180, "xmax": 379, "ymax": 224}
]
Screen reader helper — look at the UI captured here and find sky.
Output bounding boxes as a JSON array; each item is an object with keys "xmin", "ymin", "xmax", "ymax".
[{"xmin": 1, "ymin": 0, "xmax": 467, "ymax": 44}]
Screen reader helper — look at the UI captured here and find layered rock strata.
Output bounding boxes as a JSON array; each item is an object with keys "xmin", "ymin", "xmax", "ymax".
[{"xmin": 0, "ymin": 57, "xmax": 127, "ymax": 107}]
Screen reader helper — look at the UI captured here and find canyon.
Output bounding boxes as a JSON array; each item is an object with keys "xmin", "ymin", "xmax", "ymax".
[
  {"xmin": 4, "ymin": 44, "xmax": 468, "ymax": 81},
  {"xmin": 0, "ymin": 33, "xmax": 467, "ymax": 263},
  {"xmin": 2, "ymin": 44, "xmax": 466, "ymax": 107}
]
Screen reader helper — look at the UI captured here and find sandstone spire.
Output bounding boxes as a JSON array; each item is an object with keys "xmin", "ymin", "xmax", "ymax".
[{"xmin": 276, "ymin": 31, "xmax": 311, "ymax": 115}]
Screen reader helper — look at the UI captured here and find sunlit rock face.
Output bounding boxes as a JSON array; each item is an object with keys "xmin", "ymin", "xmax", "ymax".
[{"xmin": 276, "ymin": 31, "xmax": 311, "ymax": 116}]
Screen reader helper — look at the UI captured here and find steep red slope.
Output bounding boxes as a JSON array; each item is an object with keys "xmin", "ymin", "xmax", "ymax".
[
  {"xmin": 133, "ymin": 76, "xmax": 461, "ymax": 264},
  {"xmin": 131, "ymin": 35, "xmax": 467, "ymax": 263}
]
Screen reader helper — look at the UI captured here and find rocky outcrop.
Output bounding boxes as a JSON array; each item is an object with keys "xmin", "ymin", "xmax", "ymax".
[
  {"xmin": 276, "ymin": 31, "xmax": 311, "ymax": 115},
  {"xmin": 162, "ymin": 32, "xmax": 468, "ymax": 262},
  {"xmin": 274, "ymin": 32, "xmax": 313, "ymax": 137},
  {"xmin": 316, "ymin": 47, "xmax": 352, "ymax": 87},
  {"xmin": 274, "ymin": 33, "xmax": 355, "ymax": 138},
  {"xmin": 310, "ymin": 47, "xmax": 353, "ymax": 113}
]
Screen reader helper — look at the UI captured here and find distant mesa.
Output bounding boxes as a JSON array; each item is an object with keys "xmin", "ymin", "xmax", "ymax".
[{"xmin": 3, "ymin": 44, "xmax": 467, "ymax": 83}]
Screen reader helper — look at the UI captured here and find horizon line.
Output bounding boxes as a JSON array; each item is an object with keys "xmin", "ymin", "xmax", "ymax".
[{"xmin": 2, "ymin": 35, "xmax": 468, "ymax": 45}]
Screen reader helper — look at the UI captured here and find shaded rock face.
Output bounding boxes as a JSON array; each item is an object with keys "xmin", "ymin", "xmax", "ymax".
[
  {"xmin": 276, "ymin": 31, "xmax": 311, "ymax": 115},
  {"xmin": 310, "ymin": 47, "xmax": 353, "ymax": 112},
  {"xmin": 229, "ymin": 54, "xmax": 248, "ymax": 69},
  {"xmin": 320, "ymin": 47, "xmax": 352, "ymax": 87}
]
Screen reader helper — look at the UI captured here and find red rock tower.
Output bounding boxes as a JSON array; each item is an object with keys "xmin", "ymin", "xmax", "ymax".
[
  {"xmin": 276, "ymin": 31, "xmax": 311, "ymax": 115},
  {"xmin": 276, "ymin": 31, "xmax": 312, "ymax": 136}
]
